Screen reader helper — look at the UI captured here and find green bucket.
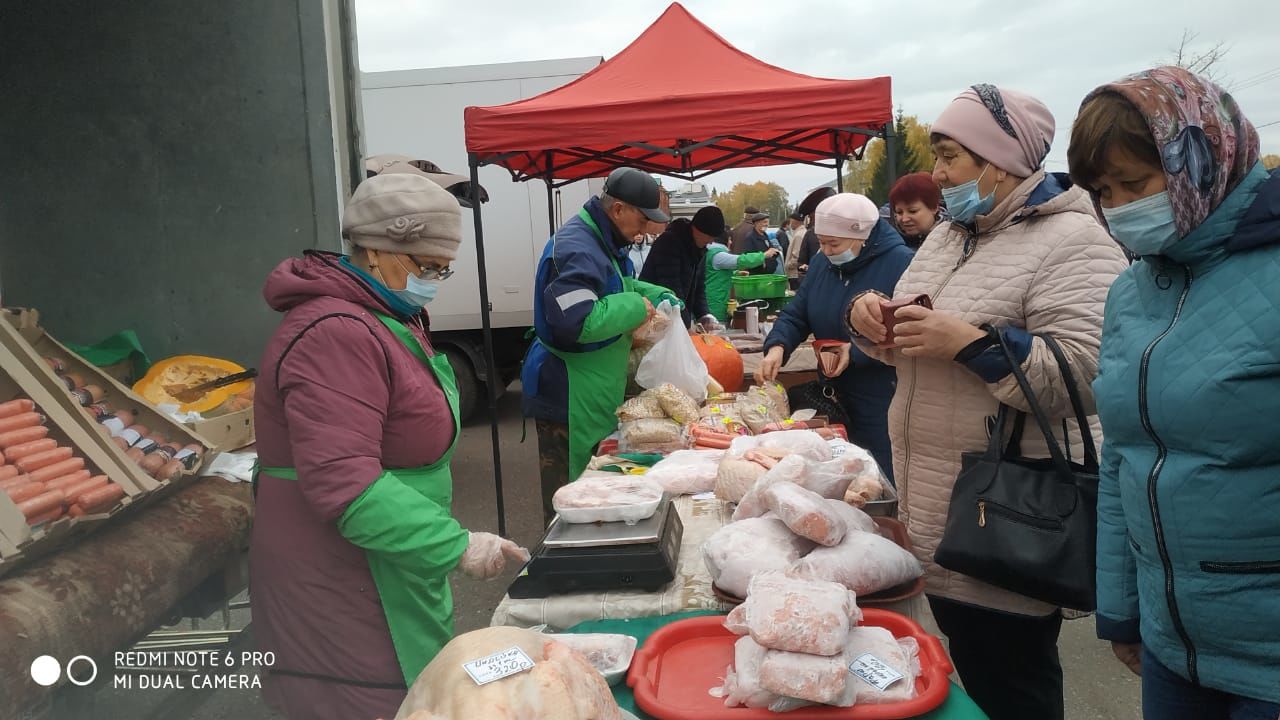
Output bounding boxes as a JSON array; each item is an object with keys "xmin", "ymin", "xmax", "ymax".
[{"xmin": 731, "ymin": 274, "xmax": 787, "ymax": 300}]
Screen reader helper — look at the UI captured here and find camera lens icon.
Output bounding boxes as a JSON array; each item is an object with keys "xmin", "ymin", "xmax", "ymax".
[{"xmin": 30, "ymin": 655, "xmax": 98, "ymax": 687}]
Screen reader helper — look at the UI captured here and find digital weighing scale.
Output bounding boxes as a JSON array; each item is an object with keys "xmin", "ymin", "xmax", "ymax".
[{"xmin": 506, "ymin": 496, "xmax": 683, "ymax": 599}]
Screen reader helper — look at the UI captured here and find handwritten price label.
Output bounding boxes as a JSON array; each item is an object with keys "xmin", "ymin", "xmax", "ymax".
[
  {"xmin": 462, "ymin": 646, "xmax": 536, "ymax": 686},
  {"xmin": 849, "ymin": 653, "xmax": 905, "ymax": 691}
]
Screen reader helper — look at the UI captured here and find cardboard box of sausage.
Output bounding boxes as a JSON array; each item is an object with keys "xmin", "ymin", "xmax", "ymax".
[
  {"xmin": 0, "ymin": 346, "xmax": 156, "ymax": 577},
  {"xmin": 0, "ymin": 313, "xmax": 213, "ymax": 501}
]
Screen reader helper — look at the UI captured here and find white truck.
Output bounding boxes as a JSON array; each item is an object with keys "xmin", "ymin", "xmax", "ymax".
[{"xmin": 361, "ymin": 57, "xmax": 605, "ymax": 420}]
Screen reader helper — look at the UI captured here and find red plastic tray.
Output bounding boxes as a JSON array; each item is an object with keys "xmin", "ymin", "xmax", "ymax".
[{"xmin": 628, "ymin": 610, "xmax": 952, "ymax": 719}]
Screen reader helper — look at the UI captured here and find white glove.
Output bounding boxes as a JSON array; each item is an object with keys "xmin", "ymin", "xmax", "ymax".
[
  {"xmin": 699, "ymin": 314, "xmax": 724, "ymax": 332},
  {"xmin": 457, "ymin": 531, "xmax": 531, "ymax": 580}
]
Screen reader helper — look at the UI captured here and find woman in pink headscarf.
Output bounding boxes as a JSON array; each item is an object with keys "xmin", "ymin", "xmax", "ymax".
[{"xmin": 847, "ymin": 85, "xmax": 1128, "ymax": 720}]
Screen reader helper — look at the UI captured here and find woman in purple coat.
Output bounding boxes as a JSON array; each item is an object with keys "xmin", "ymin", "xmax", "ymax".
[{"xmin": 249, "ymin": 173, "xmax": 529, "ymax": 720}]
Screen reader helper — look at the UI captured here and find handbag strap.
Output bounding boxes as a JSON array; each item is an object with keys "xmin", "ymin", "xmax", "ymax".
[
  {"xmin": 987, "ymin": 326, "xmax": 1074, "ymax": 479},
  {"xmin": 1036, "ymin": 333, "xmax": 1099, "ymax": 470}
]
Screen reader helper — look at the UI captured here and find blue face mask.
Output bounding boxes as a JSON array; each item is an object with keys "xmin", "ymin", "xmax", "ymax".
[
  {"xmin": 941, "ymin": 165, "xmax": 996, "ymax": 223},
  {"xmin": 1101, "ymin": 190, "xmax": 1179, "ymax": 257},
  {"xmin": 827, "ymin": 248, "xmax": 856, "ymax": 265},
  {"xmin": 394, "ymin": 271, "xmax": 440, "ymax": 308}
]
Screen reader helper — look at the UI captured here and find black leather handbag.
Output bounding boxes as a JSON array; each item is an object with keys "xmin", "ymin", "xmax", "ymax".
[
  {"xmin": 933, "ymin": 330, "xmax": 1100, "ymax": 611},
  {"xmin": 786, "ymin": 378, "xmax": 851, "ymax": 427}
]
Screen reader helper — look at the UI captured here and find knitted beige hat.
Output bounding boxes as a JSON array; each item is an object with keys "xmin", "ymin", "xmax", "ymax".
[{"xmin": 342, "ymin": 173, "xmax": 461, "ymax": 260}]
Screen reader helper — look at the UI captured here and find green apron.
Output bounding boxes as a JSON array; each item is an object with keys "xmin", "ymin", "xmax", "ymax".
[
  {"xmin": 259, "ymin": 312, "xmax": 462, "ymax": 685},
  {"xmin": 544, "ymin": 208, "xmax": 636, "ymax": 480},
  {"xmin": 704, "ymin": 245, "xmax": 766, "ymax": 322}
]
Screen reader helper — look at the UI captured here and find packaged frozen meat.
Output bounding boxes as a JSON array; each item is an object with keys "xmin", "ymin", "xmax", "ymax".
[
  {"xmin": 395, "ymin": 627, "xmax": 622, "ymax": 720},
  {"xmin": 758, "ymin": 647, "xmax": 849, "ymax": 705},
  {"xmin": 836, "ymin": 626, "xmax": 921, "ymax": 705},
  {"xmin": 703, "ymin": 517, "xmax": 815, "ymax": 597},
  {"xmin": 824, "ymin": 498, "xmax": 878, "ymax": 535},
  {"xmin": 790, "ymin": 529, "xmax": 923, "ymax": 596},
  {"xmin": 552, "ymin": 476, "xmax": 665, "ymax": 525},
  {"xmin": 713, "ymin": 456, "xmax": 766, "ymax": 503},
  {"xmin": 713, "ymin": 636, "xmax": 782, "ymax": 709},
  {"xmin": 734, "ymin": 571, "xmax": 861, "ymax": 656},
  {"xmin": 643, "ymin": 449, "xmax": 724, "ymax": 495},
  {"xmin": 545, "ymin": 633, "xmax": 639, "ymax": 687},
  {"xmin": 761, "ymin": 481, "xmax": 848, "ymax": 546},
  {"xmin": 730, "ymin": 429, "xmax": 833, "ymax": 462}
]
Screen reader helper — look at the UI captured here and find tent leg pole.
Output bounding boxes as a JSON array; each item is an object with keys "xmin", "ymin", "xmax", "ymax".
[
  {"xmin": 546, "ymin": 179, "xmax": 555, "ymax": 236},
  {"xmin": 469, "ymin": 154, "xmax": 507, "ymax": 538},
  {"xmin": 836, "ymin": 156, "xmax": 844, "ymax": 193}
]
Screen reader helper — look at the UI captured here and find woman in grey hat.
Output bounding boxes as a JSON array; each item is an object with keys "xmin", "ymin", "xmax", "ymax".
[{"xmin": 250, "ymin": 173, "xmax": 529, "ymax": 720}]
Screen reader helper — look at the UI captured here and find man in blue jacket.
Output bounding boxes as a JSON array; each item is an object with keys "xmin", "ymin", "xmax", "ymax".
[{"xmin": 522, "ymin": 167, "xmax": 679, "ymax": 522}]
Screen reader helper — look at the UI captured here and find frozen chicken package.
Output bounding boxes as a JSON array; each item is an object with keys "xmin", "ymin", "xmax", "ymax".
[
  {"xmin": 552, "ymin": 476, "xmax": 665, "ymax": 525},
  {"xmin": 702, "ymin": 516, "xmax": 815, "ymax": 597},
  {"xmin": 729, "ymin": 571, "xmax": 862, "ymax": 657}
]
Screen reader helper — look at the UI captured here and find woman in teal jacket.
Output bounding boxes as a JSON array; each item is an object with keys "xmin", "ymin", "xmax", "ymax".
[{"xmin": 1069, "ymin": 66, "xmax": 1280, "ymax": 717}]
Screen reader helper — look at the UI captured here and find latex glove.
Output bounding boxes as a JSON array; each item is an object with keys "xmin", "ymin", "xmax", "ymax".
[
  {"xmin": 457, "ymin": 531, "xmax": 531, "ymax": 580},
  {"xmin": 891, "ymin": 305, "xmax": 986, "ymax": 360},
  {"xmin": 658, "ymin": 292, "xmax": 684, "ymax": 309},
  {"xmin": 758, "ymin": 346, "xmax": 785, "ymax": 383},
  {"xmin": 1111, "ymin": 642, "xmax": 1142, "ymax": 676}
]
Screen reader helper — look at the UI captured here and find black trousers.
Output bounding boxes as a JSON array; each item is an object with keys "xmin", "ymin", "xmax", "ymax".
[{"xmin": 928, "ymin": 596, "xmax": 1064, "ymax": 720}]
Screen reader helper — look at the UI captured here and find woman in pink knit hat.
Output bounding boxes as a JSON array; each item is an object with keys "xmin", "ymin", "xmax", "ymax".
[{"xmin": 847, "ymin": 85, "xmax": 1128, "ymax": 720}]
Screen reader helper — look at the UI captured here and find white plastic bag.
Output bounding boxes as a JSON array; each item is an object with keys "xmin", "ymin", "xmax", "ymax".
[{"xmin": 636, "ymin": 301, "xmax": 709, "ymax": 401}]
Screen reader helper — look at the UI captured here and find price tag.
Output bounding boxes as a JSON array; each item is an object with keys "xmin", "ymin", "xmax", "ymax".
[
  {"xmin": 462, "ymin": 646, "xmax": 536, "ymax": 686},
  {"xmin": 828, "ymin": 439, "xmax": 848, "ymax": 457},
  {"xmin": 691, "ymin": 491, "xmax": 717, "ymax": 501},
  {"xmin": 849, "ymin": 653, "xmax": 905, "ymax": 691}
]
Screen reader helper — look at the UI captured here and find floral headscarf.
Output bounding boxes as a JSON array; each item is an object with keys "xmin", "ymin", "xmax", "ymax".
[{"xmin": 1084, "ymin": 66, "xmax": 1260, "ymax": 236}]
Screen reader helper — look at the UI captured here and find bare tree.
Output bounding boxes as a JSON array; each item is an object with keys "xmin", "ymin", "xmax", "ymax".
[{"xmin": 1165, "ymin": 29, "xmax": 1231, "ymax": 82}]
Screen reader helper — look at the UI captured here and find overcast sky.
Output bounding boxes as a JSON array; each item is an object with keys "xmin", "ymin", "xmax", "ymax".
[{"xmin": 354, "ymin": 0, "xmax": 1280, "ymax": 203}]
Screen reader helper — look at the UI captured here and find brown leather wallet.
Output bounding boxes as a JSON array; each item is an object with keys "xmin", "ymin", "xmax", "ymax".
[{"xmin": 880, "ymin": 294, "xmax": 933, "ymax": 345}]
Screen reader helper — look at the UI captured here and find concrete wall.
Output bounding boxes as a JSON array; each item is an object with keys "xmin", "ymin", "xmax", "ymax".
[{"xmin": 0, "ymin": 1, "xmax": 350, "ymax": 367}]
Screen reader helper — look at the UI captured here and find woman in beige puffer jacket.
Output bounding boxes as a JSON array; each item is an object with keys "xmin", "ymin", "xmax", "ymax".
[{"xmin": 847, "ymin": 85, "xmax": 1127, "ymax": 720}]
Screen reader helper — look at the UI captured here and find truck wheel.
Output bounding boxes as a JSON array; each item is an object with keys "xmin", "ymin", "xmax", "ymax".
[{"xmin": 442, "ymin": 347, "xmax": 479, "ymax": 423}]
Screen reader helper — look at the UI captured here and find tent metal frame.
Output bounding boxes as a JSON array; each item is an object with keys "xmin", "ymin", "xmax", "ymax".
[{"xmin": 468, "ymin": 121, "xmax": 898, "ymax": 536}]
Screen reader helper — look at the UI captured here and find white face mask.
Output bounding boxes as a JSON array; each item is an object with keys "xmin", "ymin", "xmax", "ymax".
[{"xmin": 826, "ymin": 247, "xmax": 857, "ymax": 265}]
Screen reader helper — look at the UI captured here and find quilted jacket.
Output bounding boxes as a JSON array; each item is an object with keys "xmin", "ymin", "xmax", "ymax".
[
  {"xmin": 1094, "ymin": 164, "xmax": 1280, "ymax": 702},
  {"xmin": 856, "ymin": 171, "xmax": 1128, "ymax": 615}
]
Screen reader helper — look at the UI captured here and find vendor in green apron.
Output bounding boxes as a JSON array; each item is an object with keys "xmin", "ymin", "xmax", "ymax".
[
  {"xmin": 522, "ymin": 167, "xmax": 681, "ymax": 523},
  {"xmin": 704, "ymin": 239, "xmax": 780, "ymax": 322},
  {"xmin": 250, "ymin": 171, "xmax": 530, "ymax": 720}
]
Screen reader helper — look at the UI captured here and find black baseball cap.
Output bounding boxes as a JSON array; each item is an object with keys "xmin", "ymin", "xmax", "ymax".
[{"xmin": 603, "ymin": 167, "xmax": 670, "ymax": 223}]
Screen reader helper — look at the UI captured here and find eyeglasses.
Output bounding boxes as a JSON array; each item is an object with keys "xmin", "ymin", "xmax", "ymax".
[{"xmin": 403, "ymin": 255, "xmax": 454, "ymax": 282}]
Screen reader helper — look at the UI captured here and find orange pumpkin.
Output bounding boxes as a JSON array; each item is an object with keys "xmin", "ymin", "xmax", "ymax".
[{"xmin": 692, "ymin": 334, "xmax": 744, "ymax": 392}]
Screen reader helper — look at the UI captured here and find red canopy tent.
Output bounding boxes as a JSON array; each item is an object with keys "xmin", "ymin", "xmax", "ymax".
[
  {"xmin": 461, "ymin": 3, "xmax": 896, "ymax": 536},
  {"xmin": 465, "ymin": 2, "xmax": 894, "ymax": 185}
]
